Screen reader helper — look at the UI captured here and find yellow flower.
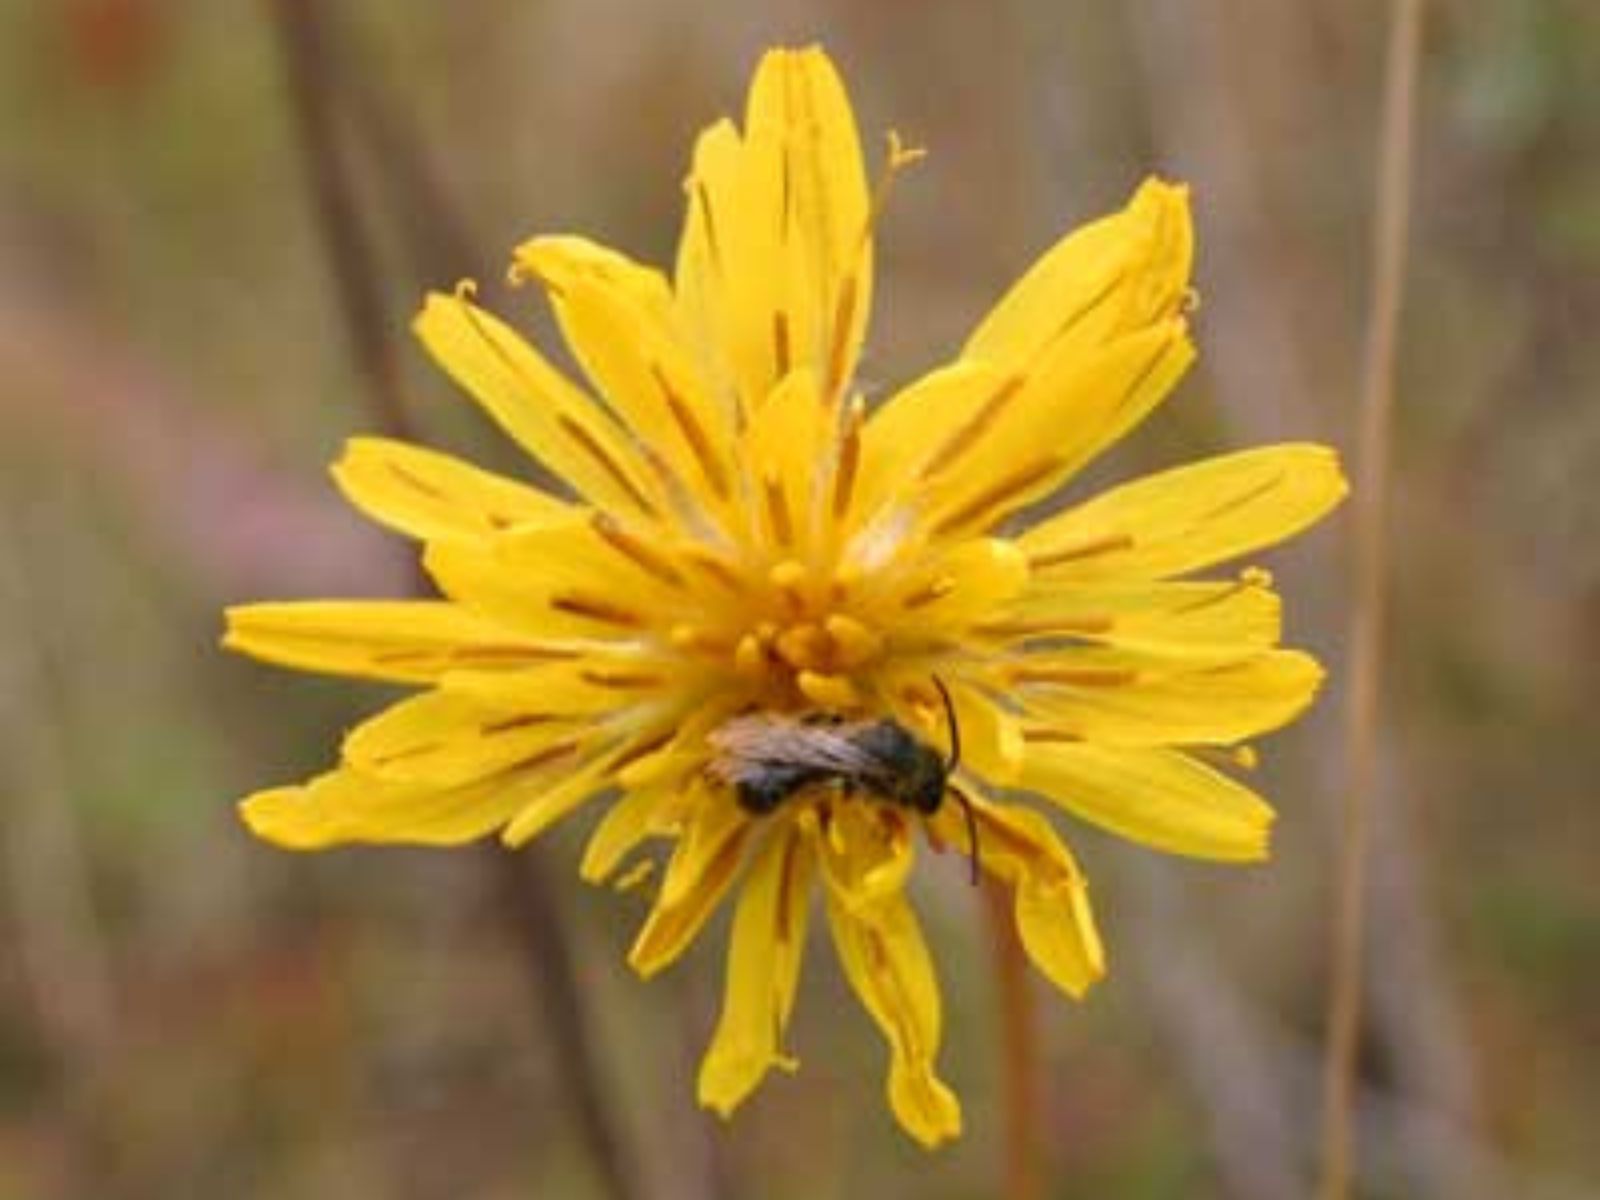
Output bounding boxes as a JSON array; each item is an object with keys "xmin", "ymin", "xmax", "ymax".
[{"xmin": 225, "ymin": 46, "xmax": 1345, "ymax": 1146}]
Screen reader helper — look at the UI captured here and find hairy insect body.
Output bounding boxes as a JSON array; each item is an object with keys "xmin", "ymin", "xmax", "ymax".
[
  {"xmin": 711, "ymin": 716, "xmax": 948, "ymax": 816},
  {"xmin": 707, "ymin": 681, "xmax": 982, "ymax": 882}
]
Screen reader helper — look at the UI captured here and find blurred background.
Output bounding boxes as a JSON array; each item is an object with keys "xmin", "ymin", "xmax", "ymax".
[{"xmin": 1, "ymin": 0, "xmax": 1596, "ymax": 1197}]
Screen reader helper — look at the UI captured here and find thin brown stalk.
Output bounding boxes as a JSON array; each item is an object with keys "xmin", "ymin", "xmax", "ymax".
[
  {"xmin": 267, "ymin": 0, "xmax": 412, "ymax": 441},
  {"xmin": 985, "ymin": 879, "xmax": 1042, "ymax": 1200},
  {"xmin": 1320, "ymin": 1, "xmax": 1426, "ymax": 1198},
  {"xmin": 265, "ymin": 6, "xmax": 641, "ymax": 1199}
]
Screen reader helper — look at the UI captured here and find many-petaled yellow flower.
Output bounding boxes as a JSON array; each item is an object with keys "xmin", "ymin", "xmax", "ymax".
[{"xmin": 225, "ymin": 46, "xmax": 1345, "ymax": 1146}]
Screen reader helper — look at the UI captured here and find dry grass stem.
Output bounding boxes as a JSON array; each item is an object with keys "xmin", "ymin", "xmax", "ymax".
[{"xmin": 1320, "ymin": 0, "xmax": 1427, "ymax": 1197}]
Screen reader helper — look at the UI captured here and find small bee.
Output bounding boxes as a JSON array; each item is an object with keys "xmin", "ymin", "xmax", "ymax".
[{"xmin": 707, "ymin": 679, "xmax": 982, "ymax": 882}]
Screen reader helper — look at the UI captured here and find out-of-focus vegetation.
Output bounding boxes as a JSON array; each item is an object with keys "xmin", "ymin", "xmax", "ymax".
[{"xmin": 1, "ymin": 1, "xmax": 1596, "ymax": 1197}]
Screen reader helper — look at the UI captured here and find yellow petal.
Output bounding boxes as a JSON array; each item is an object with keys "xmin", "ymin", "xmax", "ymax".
[
  {"xmin": 870, "ymin": 537, "xmax": 1030, "ymax": 635},
  {"xmin": 1020, "ymin": 444, "xmax": 1348, "ymax": 581},
  {"xmin": 825, "ymin": 889, "xmax": 961, "ymax": 1147},
  {"xmin": 423, "ymin": 517, "xmax": 683, "ymax": 641},
  {"xmin": 990, "ymin": 576, "xmax": 1282, "ymax": 648},
  {"xmin": 698, "ymin": 825, "xmax": 815, "ymax": 1116},
  {"xmin": 737, "ymin": 368, "xmax": 831, "ymax": 551},
  {"xmin": 440, "ymin": 655, "xmax": 673, "ymax": 718},
  {"xmin": 676, "ymin": 46, "xmax": 871, "ymax": 413},
  {"xmin": 815, "ymin": 803, "xmax": 914, "ymax": 917},
  {"xmin": 964, "ymin": 177, "xmax": 1192, "ymax": 370},
  {"xmin": 1020, "ymin": 743, "xmax": 1275, "ymax": 861},
  {"xmin": 923, "ymin": 321, "xmax": 1195, "ymax": 537},
  {"xmin": 848, "ymin": 360, "xmax": 1010, "ymax": 533},
  {"xmin": 413, "ymin": 289, "xmax": 665, "ymax": 518},
  {"xmin": 928, "ymin": 794, "xmax": 1105, "ymax": 997},
  {"xmin": 330, "ymin": 436, "xmax": 572, "ymax": 543},
  {"xmin": 1007, "ymin": 647, "xmax": 1324, "ymax": 746},
  {"xmin": 580, "ymin": 782, "xmax": 679, "ymax": 884},
  {"xmin": 499, "ymin": 746, "xmax": 636, "ymax": 848},
  {"xmin": 628, "ymin": 786, "xmax": 753, "ymax": 977},
  {"xmin": 341, "ymin": 690, "xmax": 580, "ymax": 786},
  {"xmin": 239, "ymin": 757, "xmax": 581, "ymax": 849},
  {"xmin": 222, "ymin": 600, "xmax": 547, "ymax": 684},
  {"xmin": 512, "ymin": 237, "xmax": 736, "ymax": 511}
]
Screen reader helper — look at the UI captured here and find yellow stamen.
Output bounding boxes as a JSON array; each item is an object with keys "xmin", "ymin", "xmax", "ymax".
[
  {"xmin": 798, "ymin": 670, "xmax": 860, "ymax": 710},
  {"xmin": 775, "ymin": 624, "xmax": 829, "ymax": 670},
  {"xmin": 824, "ymin": 614, "xmax": 881, "ymax": 666},
  {"xmin": 734, "ymin": 634, "xmax": 768, "ymax": 677}
]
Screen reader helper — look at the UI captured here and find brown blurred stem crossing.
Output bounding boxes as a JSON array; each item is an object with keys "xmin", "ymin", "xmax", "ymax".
[
  {"xmin": 264, "ymin": 3, "xmax": 643, "ymax": 1198},
  {"xmin": 1320, "ymin": 0, "xmax": 1427, "ymax": 1197}
]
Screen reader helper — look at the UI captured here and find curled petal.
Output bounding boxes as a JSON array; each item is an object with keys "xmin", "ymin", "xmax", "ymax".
[
  {"xmin": 929, "ymin": 794, "xmax": 1105, "ymax": 998},
  {"xmin": 825, "ymin": 888, "xmax": 961, "ymax": 1147},
  {"xmin": 698, "ymin": 824, "xmax": 816, "ymax": 1116},
  {"xmin": 628, "ymin": 786, "xmax": 754, "ymax": 977}
]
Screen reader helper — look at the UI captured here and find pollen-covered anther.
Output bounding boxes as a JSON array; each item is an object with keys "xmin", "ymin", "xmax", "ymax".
[
  {"xmin": 823, "ymin": 613, "xmax": 881, "ymax": 667},
  {"xmin": 798, "ymin": 670, "xmax": 861, "ymax": 710},
  {"xmin": 774, "ymin": 623, "xmax": 830, "ymax": 670},
  {"xmin": 768, "ymin": 559, "xmax": 813, "ymax": 610},
  {"xmin": 734, "ymin": 633, "xmax": 769, "ymax": 677}
]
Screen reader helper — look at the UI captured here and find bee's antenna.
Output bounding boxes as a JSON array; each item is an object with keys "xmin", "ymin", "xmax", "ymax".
[
  {"xmin": 950, "ymin": 783, "xmax": 982, "ymax": 887},
  {"xmin": 931, "ymin": 675, "xmax": 961, "ymax": 774}
]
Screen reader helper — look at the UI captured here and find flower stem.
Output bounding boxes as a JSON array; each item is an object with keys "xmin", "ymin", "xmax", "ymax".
[
  {"xmin": 1319, "ymin": 0, "xmax": 1426, "ymax": 1197},
  {"xmin": 985, "ymin": 879, "xmax": 1042, "ymax": 1200}
]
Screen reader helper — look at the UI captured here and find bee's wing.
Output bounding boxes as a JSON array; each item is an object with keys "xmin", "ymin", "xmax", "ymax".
[{"xmin": 707, "ymin": 715, "xmax": 879, "ymax": 785}]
